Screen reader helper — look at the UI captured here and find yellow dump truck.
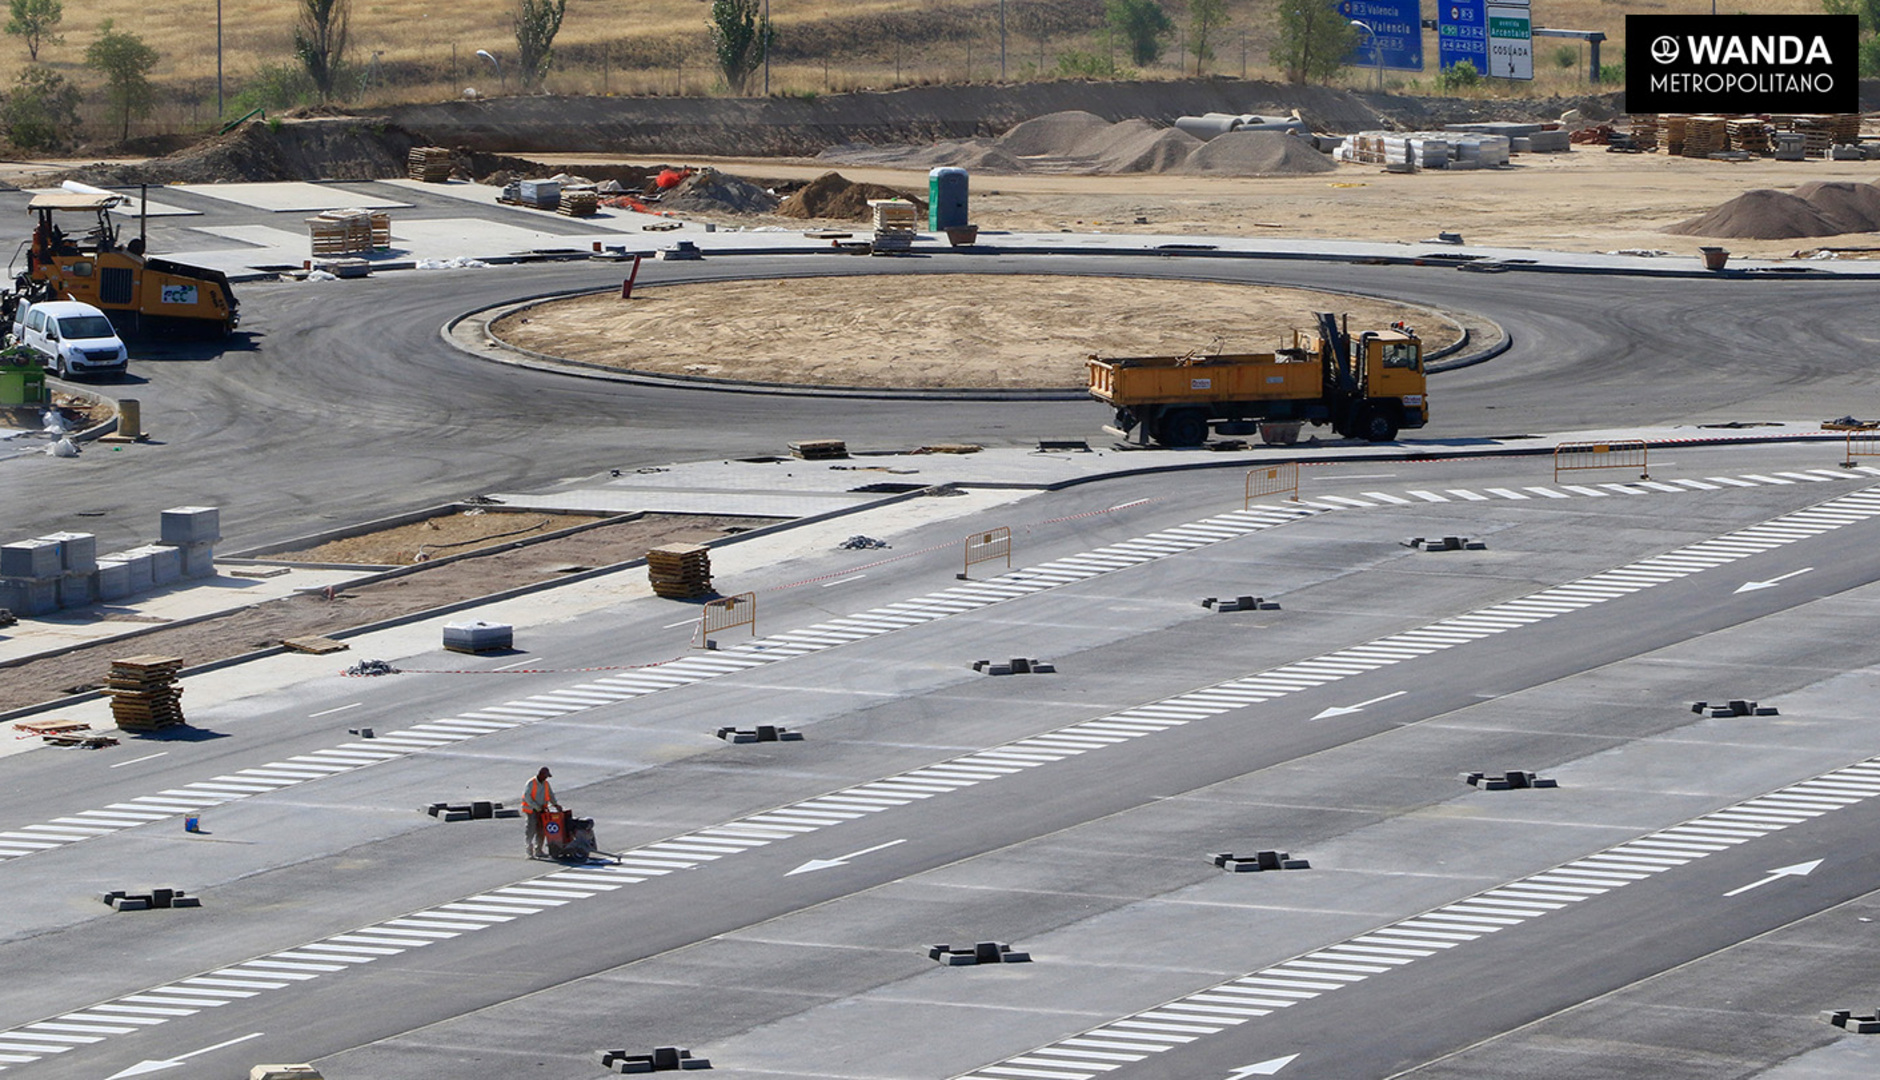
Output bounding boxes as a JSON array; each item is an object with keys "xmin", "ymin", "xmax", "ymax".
[
  {"xmin": 1087, "ymin": 312, "xmax": 1426, "ymax": 447},
  {"xmin": 5, "ymin": 192, "xmax": 238, "ymax": 337}
]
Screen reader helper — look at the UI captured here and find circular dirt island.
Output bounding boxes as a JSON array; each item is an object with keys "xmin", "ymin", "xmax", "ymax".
[{"xmin": 491, "ymin": 275, "xmax": 1466, "ymax": 391}]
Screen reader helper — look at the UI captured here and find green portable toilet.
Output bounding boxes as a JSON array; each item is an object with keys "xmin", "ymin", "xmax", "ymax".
[{"xmin": 929, "ymin": 167, "xmax": 969, "ymax": 231}]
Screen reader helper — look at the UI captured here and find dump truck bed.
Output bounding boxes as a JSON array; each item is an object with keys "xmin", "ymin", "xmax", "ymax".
[{"xmin": 1087, "ymin": 353, "xmax": 1324, "ymax": 407}]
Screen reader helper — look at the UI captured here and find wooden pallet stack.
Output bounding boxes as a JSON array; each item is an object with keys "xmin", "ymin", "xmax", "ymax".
[
  {"xmin": 1627, "ymin": 115, "xmax": 1659, "ymax": 151},
  {"xmin": 789, "ymin": 439, "xmax": 848, "ymax": 460},
  {"xmin": 1771, "ymin": 115, "xmax": 1838, "ymax": 156},
  {"xmin": 558, "ymin": 189, "xmax": 600, "ymax": 217},
  {"xmin": 1680, "ymin": 116, "xmax": 1728, "ymax": 158},
  {"xmin": 407, "ymin": 147, "xmax": 453, "ymax": 182},
  {"xmin": 646, "ymin": 544, "xmax": 713, "ymax": 599},
  {"xmin": 1727, "ymin": 118, "xmax": 1771, "ymax": 154},
  {"xmin": 1662, "ymin": 115, "xmax": 1687, "ymax": 156},
  {"xmin": 107, "ymin": 655, "xmax": 186, "ymax": 732},
  {"xmin": 869, "ymin": 199, "xmax": 919, "ymax": 253},
  {"xmin": 308, "ymin": 210, "xmax": 391, "ymax": 256}
]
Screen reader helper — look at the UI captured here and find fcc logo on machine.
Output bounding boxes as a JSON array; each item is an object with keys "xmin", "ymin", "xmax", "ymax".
[{"xmin": 1626, "ymin": 15, "xmax": 1857, "ymax": 114}]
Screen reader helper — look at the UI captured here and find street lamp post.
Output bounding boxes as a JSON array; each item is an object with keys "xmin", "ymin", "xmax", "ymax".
[
  {"xmin": 216, "ymin": 0, "xmax": 223, "ymax": 117},
  {"xmin": 999, "ymin": 0, "xmax": 1006, "ymax": 81},
  {"xmin": 763, "ymin": 0, "xmax": 770, "ymax": 95},
  {"xmin": 1350, "ymin": 20, "xmax": 1382, "ymax": 94}
]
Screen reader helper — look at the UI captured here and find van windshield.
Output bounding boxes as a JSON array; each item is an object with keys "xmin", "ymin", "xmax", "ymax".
[{"xmin": 58, "ymin": 316, "xmax": 115, "ymax": 340}]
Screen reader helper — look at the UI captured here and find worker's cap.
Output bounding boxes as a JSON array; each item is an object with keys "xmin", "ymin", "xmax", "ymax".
[{"xmin": 538, "ymin": 767, "xmax": 552, "ymax": 779}]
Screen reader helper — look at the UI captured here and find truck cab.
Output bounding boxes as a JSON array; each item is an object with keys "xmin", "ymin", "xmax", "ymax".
[
  {"xmin": 1356, "ymin": 326, "xmax": 1427, "ymax": 433},
  {"xmin": 11, "ymin": 299, "xmax": 129, "ymax": 379}
]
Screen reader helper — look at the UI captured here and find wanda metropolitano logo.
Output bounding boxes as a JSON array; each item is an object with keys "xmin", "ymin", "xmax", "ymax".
[{"xmin": 1626, "ymin": 14, "xmax": 1857, "ymax": 113}]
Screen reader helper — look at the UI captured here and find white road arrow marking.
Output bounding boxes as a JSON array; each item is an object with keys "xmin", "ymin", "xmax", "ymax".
[
  {"xmin": 1311, "ymin": 690, "xmax": 1407, "ymax": 721},
  {"xmin": 1226, "ymin": 1054, "xmax": 1300, "ymax": 1078},
  {"xmin": 1734, "ymin": 567, "xmax": 1814, "ymax": 594},
  {"xmin": 1723, "ymin": 859, "xmax": 1824, "ymax": 897},
  {"xmin": 105, "ymin": 1032, "xmax": 265, "ymax": 1079},
  {"xmin": 786, "ymin": 838, "xmax": 907, "ymax": 876}
]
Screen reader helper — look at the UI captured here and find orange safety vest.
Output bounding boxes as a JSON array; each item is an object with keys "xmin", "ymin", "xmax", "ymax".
[{"xmin": 523, "ymin": 777, "xmax": 553, "ymax": 813}]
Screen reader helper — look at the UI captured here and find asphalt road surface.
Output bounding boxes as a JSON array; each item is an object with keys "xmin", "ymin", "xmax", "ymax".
[{"xmin": 6, "ymin": 186, "xmax": 1880, "ymax": 1080}]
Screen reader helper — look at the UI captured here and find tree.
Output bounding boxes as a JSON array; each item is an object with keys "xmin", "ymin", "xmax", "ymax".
[
  {"xmin": 1, "ymin": 65, "xmax": 78, "ymax": 149},
  {"xmin": 708, "ymin": 0, "xmax": 770, "ymax": 95},
  {"xmin": 1272, "ymin": 0, "xmax": 1354, "ymax": 84},
  {"xmin": 1188, "ymin": 0, "xmax": 1228, "ymax": 76},
  {"xmin": 293, "ymin": 0, "xmax": 349, "ymax": 103},
  {"xmin": 1106, "ymin": 0, "xmax": 1173, "ymax": 67},
  {"xmin": 514, "ymin": 0, "xmax": 567, "ymax": 90},
  {"xmin": 1823, "ymin": 0, "xmax": 1880, "ymax": 73},
  {"xmin": 4, "ymin": 0, "xmax": 60, "ymax": 62},
  {"xmin": 85, "ymin": 19, "xmax": 157, "ymax": 142}
]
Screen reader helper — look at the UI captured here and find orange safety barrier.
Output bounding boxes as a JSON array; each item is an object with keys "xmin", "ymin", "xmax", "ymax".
[
  {"xmin": 959, "ymin": 526, "xmax": 1012, "ymax": 580},
  {"xmin": 699, "ymin": 592, "xmax": 756, "ymax": 648},
  {"xmin": 1246, "ymin": 462, "xmax": 1301, "ymax": 507},
  {"xmin": 1554, "ymin": 440, "xmax": 1648, "ymax": 482},
  {"xmin": 1844, "ymin": 429, "xmax": 1880, "ymax": 469}
]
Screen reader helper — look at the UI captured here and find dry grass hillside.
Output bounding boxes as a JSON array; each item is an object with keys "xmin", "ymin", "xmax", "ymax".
[{"xmin": 0, "ymin": 0, "xmax": 1837, "ymax": 140}]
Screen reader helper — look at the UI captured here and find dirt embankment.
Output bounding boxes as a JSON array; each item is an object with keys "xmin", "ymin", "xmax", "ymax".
[{"xmin": 372, "ymin": 79, "xmax": 1637, "ymax": 159}]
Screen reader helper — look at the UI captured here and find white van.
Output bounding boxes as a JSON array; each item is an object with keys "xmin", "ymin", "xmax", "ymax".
[{"xmin": 11, "ymin": 300, "xmax": 129, "ymax": 379}]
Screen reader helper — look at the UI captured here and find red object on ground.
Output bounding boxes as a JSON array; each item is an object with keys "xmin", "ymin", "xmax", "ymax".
[
  {"xmin": 621, "ymin": 254, "xmax": 644, "ymax": 299},
  {"xmin": 655, "ymin": 168, "xmax": 689, "ymax": 190}
]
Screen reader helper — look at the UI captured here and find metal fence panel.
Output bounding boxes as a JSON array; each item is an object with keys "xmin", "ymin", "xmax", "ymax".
[
  {"xmin": 1246, "ymin": 463, "xmax": 1301, "ymax": 507},
  {"xmin": 1554, "ymin": 440, "xmax": 1649, "ymax": 482}
]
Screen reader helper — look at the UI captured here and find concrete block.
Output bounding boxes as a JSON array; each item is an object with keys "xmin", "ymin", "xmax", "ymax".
[
  {"xmin": 0, "ymin": 539, "xmax": 61, "ymax": 578},
  {"xmin": 59, "ymin": 570, "xmax": 98, "ymax": 609},
  {"xmin": 40, "ymin": 531, "xmax": 98, "ymax": 572},
  {"xmin": 110, "ymin": 896, "xmax": 149, "ymax": 911},
  {"xmin": 95, "ymin": 558, "xmax": 133, "ymax": 601},
  {"xmin": 112, "ymin": 548, "xmax": 155, "ymax": 592},
  {"xmin": 179, "ymin": 541, "xmax": 216, "ymax": 579},
  {"xmin": 0, "ymin": 576, "xmax": 59, "ymax": 616},
  {"xmin": 443, "ymin": 619, "xmax": 513, "ymax": 653},
  {"xmin": 160, "ymin": 506, "xmax": 221, "ymax": 546},
  {"xmin": 145, "ymin": 544, "xmax": 183, "ymax": 585},
  {"xmin": 249, "ymin": 1067, "xmax": 323, "ymax": 1080}
]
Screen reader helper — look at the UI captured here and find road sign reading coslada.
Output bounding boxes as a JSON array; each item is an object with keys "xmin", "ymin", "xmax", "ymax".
[{"xmin": 1486, "ymin": 0, "xmax": 1533, "ymax": 80}]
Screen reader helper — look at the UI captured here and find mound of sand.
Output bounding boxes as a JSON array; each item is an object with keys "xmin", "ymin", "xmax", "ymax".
[
  {"xmin": 662, "ymin": 167, "xmax": 779, "ymax": 214},
  {"xmin": 995, "ymin": 110, "xmax": 1113, "ymax": 157},
  {"xmin": 779, "ymin": 172, "xmax": 927, "ymax": 220},
  {"xmin": 915, "ymin": 140, "xmax": 1028, "ymax": 172},
  {"xmin": 1787, "ymin": 181, "xmax": 1880, "ymax": 234},
  {"xmin": 1183, "ymin": 130, "xmax": 1336, "ymax": 176},
  {"xmin": 1666, "ymin": 186, "xmax": 1871, "ymax": 239}
]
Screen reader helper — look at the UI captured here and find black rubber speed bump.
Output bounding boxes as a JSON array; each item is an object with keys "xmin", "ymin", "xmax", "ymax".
[
  {"xmin": 595, "ymin": 1046, "xmax": 711, "ymax": 1072},
  {"xmin": 425, "ymin": 801, "xmax": 520, "ymax": 822},
  {"xmin": 1823, "ymin": 1010, "xmax": 1880, "ymax": 1034},
  {"xmin": 715, "ymin": 725, "xmax": 803, "ymax": 744},
  {"xmin": 930, "ymin": 941, "xmax": 1031, "ymax": 965},
  {"xmin": 972, "ymin": 658, "xmax": 1056, "ymax": 676},
  {"xmin": 101, "ymin": 888, "xmax": 200, "ymax": 911},
  {"xmin": 1403, "ymin": 536, "xmax": 1486, "ymax": 551},
  {"xmin": 348, "ymin": 726, "xmax": 375, "ymax": 738},
  {"xmin": 1202, "ymin": 596, "xmax": 1280, "ymax": 612},
  {"xmin": 1213, "ymin": 850, "xmax": 1310, "ymax": 872},
  {"xmin": 1462, "ymin": 770, "xmax": 1557, "ymax": 790},
  {"xmin": 1692, "ymin": 699, "xmax": 1779, "ymax": 718}
]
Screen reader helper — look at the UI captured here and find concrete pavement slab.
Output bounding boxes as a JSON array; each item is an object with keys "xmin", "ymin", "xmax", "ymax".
[{"xmin": 171, "ymin": 182, "xmax": 411, "ymax": 212}]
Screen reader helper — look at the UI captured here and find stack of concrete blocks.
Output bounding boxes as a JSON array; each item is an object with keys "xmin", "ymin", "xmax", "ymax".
[
  {"xmin": 159, "ymin": 506, "xmax": 219, "ymax": 579},
  {"xmin": 0, "ymin": 506, "xmax": 217, "ymax": 619},
  {"xmin": 0, "ymin": 537, "xmax": 65, "ymax": 616}
]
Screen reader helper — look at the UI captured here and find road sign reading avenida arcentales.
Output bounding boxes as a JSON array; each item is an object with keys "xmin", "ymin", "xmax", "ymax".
[{"xmin": 1626, "ymin": 15, "xmax": 1857, "ymax": 114}]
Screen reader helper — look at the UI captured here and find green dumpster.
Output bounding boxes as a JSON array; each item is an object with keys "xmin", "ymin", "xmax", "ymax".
[{"xmin": 0, "ymin": 347, "xmax": 45, "ymax": 406}]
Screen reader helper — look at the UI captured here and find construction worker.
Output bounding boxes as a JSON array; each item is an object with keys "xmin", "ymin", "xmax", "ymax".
[{"xmin": 522, "ymin": 767, "xmax": 561, "ymax": 858}]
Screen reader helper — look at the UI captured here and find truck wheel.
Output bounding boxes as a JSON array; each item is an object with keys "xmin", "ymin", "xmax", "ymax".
[
  {"xmin": 1160, "ymin": 410, "xmax": 1209, "ymax": 448},
  {"xmin": 1359, "ymin": 409, "xmax": 1399, "ymax": 442}
]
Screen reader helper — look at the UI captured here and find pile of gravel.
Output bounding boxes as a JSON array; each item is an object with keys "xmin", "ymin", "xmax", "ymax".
[
  {"xmin": 1183, "ymin": 130, "xmax": 1337, "ymax": 176},
  {"xmin": 661, "ymin": 167, "xmax": 779, "ymax": 214},
  {"xmin": 994, "ymin": 110, "xmax": 1114, "ymax": 156},
  {"xmin": 778, "ymin": 172, "xmax": 926, "ymax": 220},
  {"xmin": 1666, "ymin": 181, "xmax": 1880, "ymax": 239}
]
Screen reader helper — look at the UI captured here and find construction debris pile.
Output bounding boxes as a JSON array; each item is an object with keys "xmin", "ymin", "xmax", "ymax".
[
  {"xmin": 1635, "ymin": 113, "xmax": 1869, "ymax": 159},
  {"xmin": 1666, "ymin": 180, "xmax": 1880, "ymax": 240},
  {"xmin": 107, "ymin": 655, "xmax": 187, "ymax": 732}
]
